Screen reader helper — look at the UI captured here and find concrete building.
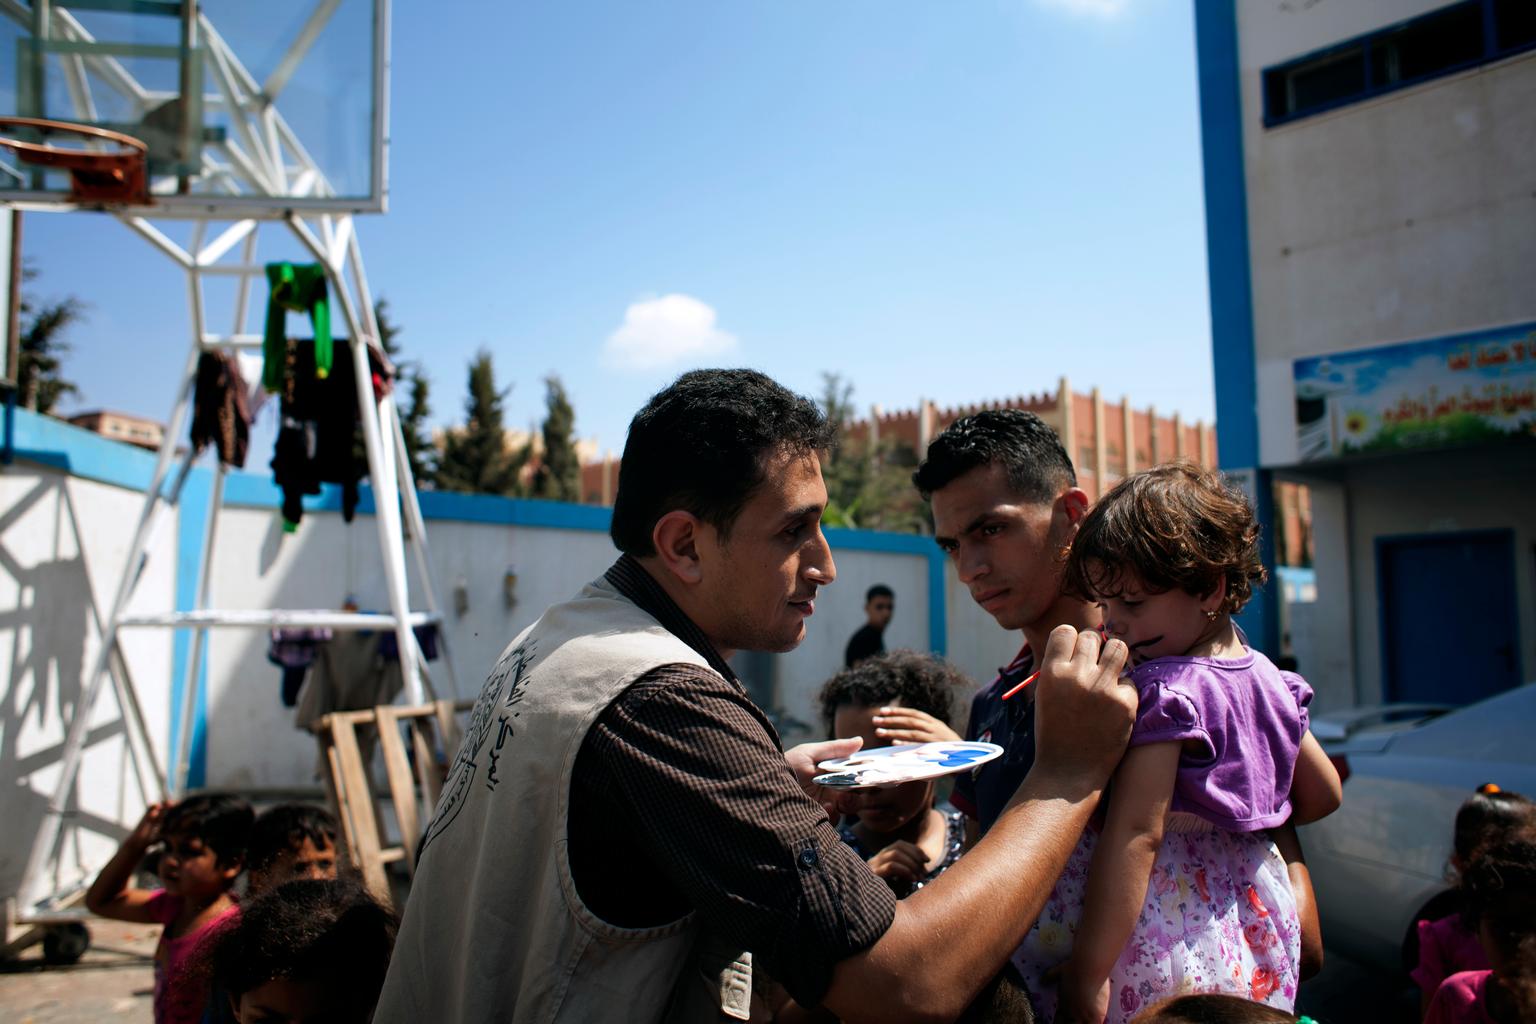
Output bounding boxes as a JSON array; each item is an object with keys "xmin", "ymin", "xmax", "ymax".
[
  {"xmin": 65, "ymin": 409, "xmax": 165, "ymax": 452},
  {"xmin": 1195, "ymin": 0, "xmax": 1536, "ymax": 710},
  {"xmin": 580, "ymin": 377, "xmax": 1220, "ymax": 506}
]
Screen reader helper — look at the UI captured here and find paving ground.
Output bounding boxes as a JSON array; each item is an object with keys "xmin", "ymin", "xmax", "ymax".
[{"xmin": 0, "ymin": 919, "xmax": 156, "ymax": 1023}]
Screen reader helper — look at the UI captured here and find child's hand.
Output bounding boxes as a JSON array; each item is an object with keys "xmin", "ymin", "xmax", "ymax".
[
  {"xmin": 1055, "ymin": 963, "xmax": 1110, "ymax": 1024},
  {"xmin": 127, "ymin": 801, "xmax": 171, "ymax": 851},
  {"xmin": 865, "ymin": 840, "xmax": 930, "ymax": 885},
  {"xmin": 871, "ymin": 708, "xmax": 961, "ymax": 745}
]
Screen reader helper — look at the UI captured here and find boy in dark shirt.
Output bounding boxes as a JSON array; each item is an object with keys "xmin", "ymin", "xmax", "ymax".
[{"xmin": 844, "ymin": 584, "xmax": 894, "ymax": 667}]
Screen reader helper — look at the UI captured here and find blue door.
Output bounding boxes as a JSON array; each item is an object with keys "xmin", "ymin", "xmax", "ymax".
[{"xmin": 1378, "ymin": 530, "xmax": 1522, "ymax": 705}]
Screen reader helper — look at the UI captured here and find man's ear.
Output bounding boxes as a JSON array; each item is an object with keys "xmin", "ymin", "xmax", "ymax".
[
  {"xmin": 1059, "ymin": 486, "xmax": 1091, "ymax": 526},
  {"xmin": 651, "ymin": 510, "xmax": 706, "ymax": 585}
]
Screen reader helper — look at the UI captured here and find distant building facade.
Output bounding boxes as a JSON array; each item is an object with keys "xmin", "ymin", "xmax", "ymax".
[
  {"xmin": 580, "ymin": 377, "xmax": 1222, "ymax": 505},
  {"xmin": 66, "ymin": 410, "xmax": 164, "ymax": 452},
  {"xmin": 1195, "ymin": 0, "xmax": 1536, "ymax": 710}
]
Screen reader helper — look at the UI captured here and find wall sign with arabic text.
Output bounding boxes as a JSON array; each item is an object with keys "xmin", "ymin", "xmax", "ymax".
[{"xmin": 1293, "ymin": 324, "xmax": 1536, "ymax": 461}]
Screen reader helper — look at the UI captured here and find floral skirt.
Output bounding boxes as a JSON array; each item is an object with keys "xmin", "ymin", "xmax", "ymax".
[{"xmin": 1011, "ymin": 823, "xmax": 1300, "ymax": 1023}]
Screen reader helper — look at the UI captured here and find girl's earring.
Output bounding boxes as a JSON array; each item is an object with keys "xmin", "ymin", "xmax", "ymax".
[{"xmin": 1204, "ymin": 608, "xmax": 1218, "ymax": 621}]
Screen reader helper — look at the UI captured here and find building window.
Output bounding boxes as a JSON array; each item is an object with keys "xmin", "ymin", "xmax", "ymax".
[
  {"xmin": 1263, "ymin": 0, "xmax": 1536, "ymax": 127},
  {"xmin": 1496, "ymin": 0, "xmax": 1536, "ymax": 49}
]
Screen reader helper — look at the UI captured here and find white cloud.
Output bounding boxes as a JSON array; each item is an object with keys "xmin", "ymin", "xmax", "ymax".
[
  {"xmin": 602, "ymin": 294, "xmax": 739, "ymax": 370},
  {"xmin": 1035, "ymin": 0, "xmax": 1130, "ymax": 18}
]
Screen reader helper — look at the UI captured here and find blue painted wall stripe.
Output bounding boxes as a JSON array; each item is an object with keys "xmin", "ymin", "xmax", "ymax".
[
  {"xmin": 169, "ymin": 466, "xmax": 211, "ymax": 789},
  {"xmin": 1194, "ymin": 0, "xmax": 1279, "ymax": 655}
]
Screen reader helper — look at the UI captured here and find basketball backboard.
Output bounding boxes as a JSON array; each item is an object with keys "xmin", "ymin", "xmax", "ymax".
[{"xmin": 0, "ymin": 0, "xmax": 387, "ymax": 216}]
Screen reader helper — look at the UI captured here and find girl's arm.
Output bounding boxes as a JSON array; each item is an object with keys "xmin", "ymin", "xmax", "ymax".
[
  {"xmin": 85, "ymin": 802, "xmax": 168, "ymax": 923},
  {"xmin": 1058, "ymin": 742, "xmax": 1181, "ymax": 1024},
  {"xmin": 1270, "ymin": 820, "xmax": 1324, "ymax": 980},
  {"xmin": 1290, "ymin": 731, "xmax": 1342, "ymax": 825}
]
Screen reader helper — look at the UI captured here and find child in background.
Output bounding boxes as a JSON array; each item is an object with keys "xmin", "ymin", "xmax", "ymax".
[
  {"xmin": 1413, "ymin": 785, "xmax": 1536, "ymax": 1017},
  {"xmin": 1425, "ymin": 839, "xmax": 1536, "ymax": 1024},
  {"xmin": 85, "ymin": 794, "xmax": 253, "ymax": 1024},
  {"xmin": 247, "ymin": 803, "xmax": 341, "ymax": 895},
  {"xmin": 212, "ymin": 876, "xmax": 397, "ymax": 1024},
  {"xmin": 1013, "ymin": 464, "xmax": 1342, "ymax": 1023},
  {"xmin": 818, "ymin": 651, "xmax": 969, "ymax": 897}
]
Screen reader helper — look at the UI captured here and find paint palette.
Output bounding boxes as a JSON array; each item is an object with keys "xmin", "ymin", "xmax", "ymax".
[{"xmin": 813, "ymin": 741, "xmax": 1004, "ymax": 789}]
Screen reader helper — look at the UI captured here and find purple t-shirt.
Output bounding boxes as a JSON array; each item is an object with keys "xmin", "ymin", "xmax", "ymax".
[{"xmin": 1126, "ymin": 648, "xmax": 1312, "ymax": 832}]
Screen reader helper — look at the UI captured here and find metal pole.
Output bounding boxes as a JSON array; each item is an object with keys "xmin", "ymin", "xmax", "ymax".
[{"xmin": 386, "ymin": 395, "xmax": 460, "ymax": 698}]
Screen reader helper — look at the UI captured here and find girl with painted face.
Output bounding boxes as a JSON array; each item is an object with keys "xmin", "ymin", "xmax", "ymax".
[
  {"xmin": 817, "ymin": 650, "xmax": 968, "ymax": 899},
  {"xmin": 1012, "ymin": 463, "xmax": 1342, "ymax": 1024}
]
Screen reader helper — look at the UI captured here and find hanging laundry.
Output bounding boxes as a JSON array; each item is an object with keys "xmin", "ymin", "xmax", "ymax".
[
  {"xmin": 189, "ymin": 351, "xmax": 252, "ymax": 468},
  {"xmin": 270, "ymin": 339, "xmax": 373, "ymax": 531},
  {"xmin": 293, "ymin": 631, "xmax": 405, "ymax": 734},
  {"xmin": 377, "ymin": 622, "xmax": 440, "ymax": 663},
  {"xmin": 263, "ymin": 262, "xmax": 332, "ymax": 392},
  {"xmin": 267, "ymin": 627, "xmax": 333, "ymax": 707}
]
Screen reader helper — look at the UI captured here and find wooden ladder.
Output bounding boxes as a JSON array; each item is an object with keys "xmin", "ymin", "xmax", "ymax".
[{"xmin": 314, "ymin": 700, "xmax": 468, "ymax": 902}]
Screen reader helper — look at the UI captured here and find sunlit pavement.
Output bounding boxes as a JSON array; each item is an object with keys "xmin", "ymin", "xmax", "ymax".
[{"xmin": 0, "ymin": 919, "xmax": 153, "ymax": 1023}]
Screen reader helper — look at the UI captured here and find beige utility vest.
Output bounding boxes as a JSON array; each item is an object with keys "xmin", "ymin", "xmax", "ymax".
[{"xmin": 375, "ymin": 576, "xmax": 761, "ymax": 1024}]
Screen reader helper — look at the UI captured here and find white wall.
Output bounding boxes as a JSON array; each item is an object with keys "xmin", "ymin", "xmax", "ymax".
[
  {"xmin": 1233, "ymin": 7, "xmax": 1536, "ymax": 466},
  {"xmin": 0, "ymin": 466, "xmax": 176, "ymax": 899},
  {"xmin": 773, "ymin": 546, "xmax": 931, "ymax": 738}
]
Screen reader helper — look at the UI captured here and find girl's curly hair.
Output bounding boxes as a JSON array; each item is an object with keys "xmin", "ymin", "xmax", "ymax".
[
  {"xmin": 1065, "ymin": 462, "xmax": 1267, "ymax": 615},
  {"xmin": 817, "ymin": 650, "xmax": 966, "ymax": 737}
]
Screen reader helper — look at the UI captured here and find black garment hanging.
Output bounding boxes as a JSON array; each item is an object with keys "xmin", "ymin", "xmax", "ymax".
[{"xmin": 270, "ymin": 339, "xmax": 371, "ymax": 530}]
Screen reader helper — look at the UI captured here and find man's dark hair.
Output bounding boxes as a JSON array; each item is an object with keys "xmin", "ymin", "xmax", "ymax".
[
  {"xmin": 912, "ymin": 409, "xmax": 1075, "ymax": 503},
  {"xmin": 609, "ymin": 369, "xmax": 834, "ymax": 556},
  {"xmin": 818, "ymin": 650, "xmax": 964, "ymax": 736},
  {"xmin": 865, "ymin": 584, "xmax": 894, "ymax": 604},
  {"xmin": 249, "ymin": 803, "xmax": 340, "ymax": 872},
  {"xmin": 162, "ymin": 794, "xmax": 254, "ymax": 867},
  {"xmin": 212, "ymin": 877, "xmax": 397, "ymax": 1016}
]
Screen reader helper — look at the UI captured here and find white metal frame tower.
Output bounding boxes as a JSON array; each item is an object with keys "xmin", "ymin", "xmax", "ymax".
[{"xmin": 1, "ymin": 0, "xmax": 456, "ymax": 932}]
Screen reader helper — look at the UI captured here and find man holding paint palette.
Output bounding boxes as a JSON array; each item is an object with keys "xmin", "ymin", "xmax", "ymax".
[{"xmin": 380, "ymin": 371, "xmax": 1137, "ymax": 1024}]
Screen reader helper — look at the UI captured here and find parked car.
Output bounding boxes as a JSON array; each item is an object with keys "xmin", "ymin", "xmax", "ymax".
[{"xmin": 1300, "ymin": 682, "xmax": 1536, "ymax": 973}]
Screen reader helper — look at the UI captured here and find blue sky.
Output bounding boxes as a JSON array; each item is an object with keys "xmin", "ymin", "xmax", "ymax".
[{"xmin": 24, "ymin": 0, "xmax": 1213, "ymax": 459}]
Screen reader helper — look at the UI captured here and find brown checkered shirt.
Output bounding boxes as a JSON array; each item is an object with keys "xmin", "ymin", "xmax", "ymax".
[{"xmin": 567, "ymin": 556, "xmax": 897, "ymax": 1005}]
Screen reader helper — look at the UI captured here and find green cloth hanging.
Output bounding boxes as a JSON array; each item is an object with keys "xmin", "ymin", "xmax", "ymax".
[{"xmin": 263, "ymin": 262, "xmax": 333, "ymax": 391}]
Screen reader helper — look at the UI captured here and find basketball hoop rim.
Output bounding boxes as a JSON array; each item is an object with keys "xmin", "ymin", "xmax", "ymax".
[{"xmin": 0, "ymin": 116, "xmax": 147, "ymax": 171}]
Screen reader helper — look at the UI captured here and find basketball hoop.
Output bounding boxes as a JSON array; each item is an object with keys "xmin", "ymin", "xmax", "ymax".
[{"xmin": 0, "ymin": 117, "xmax": 149, "ymax": 206}]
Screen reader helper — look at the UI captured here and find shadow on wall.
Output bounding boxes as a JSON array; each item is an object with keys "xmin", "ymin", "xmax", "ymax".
[{"xmin": 0, "ymin": 476, "xmax": 142, "ymax": 899}]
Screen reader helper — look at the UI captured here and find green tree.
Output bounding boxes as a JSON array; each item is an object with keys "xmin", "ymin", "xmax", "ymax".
[
  {"xmin": 434, "ymin": 349, "xmax": 528, "ymax": 496},
  {"xmin": 373, "ymin": 298, "xmax": 436, "ymax": 486},
  {"xmin": 816, "ymin": 372, "xmax": 931, "ymax": 534},
  {"xmin": 15, "ymin": 268, "xmax": 84, "ymax": 414},
  {"xmin": 818, "ymin": 372, "xmax": 870, "ymax": 527},
  {"xmin": 532, "ymin": 375, "xmax": 580, "ymax": 502}
]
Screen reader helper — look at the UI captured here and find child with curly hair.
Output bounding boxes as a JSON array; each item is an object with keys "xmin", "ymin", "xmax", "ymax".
[
  {"xmin": 1012, "ymin": 464, "xmax": 1342, "ymax": 1023},
  {"xmin": 212, "ymin": 876, "xmax": 397, "ymax": 1023},
  {"xmin": 818, "ymin": 650, "xmax": 968, "ymax": 898},
  {"xmin": 1425, "ymin": 839, "xmax": 1536, "ymax": 1024}
]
